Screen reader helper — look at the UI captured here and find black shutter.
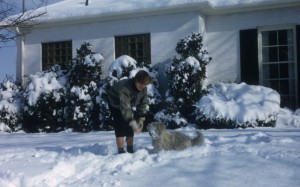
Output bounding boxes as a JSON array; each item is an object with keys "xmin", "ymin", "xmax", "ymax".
[
  {"xmin": 240, "ymin": 29, "xmax": 259, "ymax": 85},
  {"xmin": 296, "ymin": 25, "xmax": 300, "ymax": 108}
]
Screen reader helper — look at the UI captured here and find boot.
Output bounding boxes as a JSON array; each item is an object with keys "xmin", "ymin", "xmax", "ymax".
[
  {"xmin": 127, "ymin": 146, "xmax": 134, "ymax": 154},
  {"xmin": 118, "ymin": 148, "xmax": 126, "ymax": 154}
]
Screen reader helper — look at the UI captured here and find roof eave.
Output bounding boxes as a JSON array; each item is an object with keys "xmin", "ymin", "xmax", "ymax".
[
  {"xmin": 33, "ymin": 0, "xmax": 300, "ymax": 28},
  {"xmin": 202, "ymin": 0, "xmax": 300, "ymax": 15}
]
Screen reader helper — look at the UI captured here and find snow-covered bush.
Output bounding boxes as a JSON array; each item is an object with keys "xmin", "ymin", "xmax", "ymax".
[
  {"xmin": 0, "ymin": 76, "xmax": 23, "ymax": 132},
  {"xmin": 154, "ymin": 109, "xmax": 187, "ymax": 129},
  {"xmin": 158, "ymin": 32, "xmax": 212, "ymax": 128},
  {"xmin": 194, "ymin": 82, "xmax": 280, "ymax": 128},
  {"xmin": 66, "ymin": 42, "xmax": 103, "ymax": 132},
  {"xmin": 22, "ymin": 42, "xmax": 103, "ymax": 133},
  {"xmin": 99, "ymin": 55, "xmax": 161, "ymax": 131},
  {"xmin": 275, "ymin": 108, "xmax": 300, "ymax": 128},
  {"xmin": 23, "ymin": 65, "xmax": 67, "ymax": 132}
]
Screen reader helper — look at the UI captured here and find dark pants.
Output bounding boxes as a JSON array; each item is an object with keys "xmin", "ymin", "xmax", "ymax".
[{"xmin": 109, "ymin": 105, "xmax": 134, "ymax": 137}]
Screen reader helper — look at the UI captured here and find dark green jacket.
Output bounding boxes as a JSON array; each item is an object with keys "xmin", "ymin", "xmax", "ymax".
[{"xmin": 107, "ymin": 78, "xmax": 148, "ymax": 121}]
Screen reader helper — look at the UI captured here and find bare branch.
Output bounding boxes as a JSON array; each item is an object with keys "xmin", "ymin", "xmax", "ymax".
[{"xmin": 0, "ymin": 0, "xmax": 48, "ymax": 48}]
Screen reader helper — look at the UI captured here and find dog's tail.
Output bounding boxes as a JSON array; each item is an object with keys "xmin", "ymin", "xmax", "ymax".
[{"xmin": 192, "ymin": 131, "xmax": 204, "ymax": 146}]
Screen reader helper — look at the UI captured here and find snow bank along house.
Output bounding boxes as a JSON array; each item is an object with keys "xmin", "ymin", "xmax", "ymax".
[{"xmin": 15, "ymin": 0, "xmax": 300, "ymax": 109}]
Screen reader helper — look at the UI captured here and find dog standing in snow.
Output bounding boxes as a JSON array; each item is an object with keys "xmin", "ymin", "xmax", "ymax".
[{"xmin": 147, "ymin": 122, "xmax": 204, "ymax": 152}]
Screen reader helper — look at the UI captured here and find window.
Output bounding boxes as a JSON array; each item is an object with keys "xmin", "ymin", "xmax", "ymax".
[
  {"xmin": 258, "ymin": 26, "xmax": 298, "ymax": 108},
  {"xmin": 42, "ymin": 41, "xmax": 72, "ymax": 71},
  {"xmin": 115, "ymin": 33, "xmax": 151, "ymax": 64}
]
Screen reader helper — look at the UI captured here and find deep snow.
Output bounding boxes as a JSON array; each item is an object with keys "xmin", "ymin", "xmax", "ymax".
[{"xmin": 0, "ymin": 127, "xmax": 299, "ymax": 187}]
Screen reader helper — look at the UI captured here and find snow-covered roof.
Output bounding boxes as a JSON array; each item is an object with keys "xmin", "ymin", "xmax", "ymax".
[{"xmin": 35, "ymin": 0, "xmax": 300, "ymax": 24}]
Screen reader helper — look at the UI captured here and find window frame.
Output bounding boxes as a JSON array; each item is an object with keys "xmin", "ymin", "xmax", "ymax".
[
  {"xmin": 115, "ymin": 33, "xmax": 151, "ymax": 64},
  {"xmin": 258, "ymin": 25, "xmax": 298, "ymax": 108},
  {"xmin": 41, "ymin": 40, "xmax": 72, "ymax": 71}
]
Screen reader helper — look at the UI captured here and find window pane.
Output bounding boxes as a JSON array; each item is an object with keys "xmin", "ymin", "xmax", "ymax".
[
  {"xmin": 115, "ymin": 33, "xmax": 151, "ymax": 64},
  {"xmin": 263, "ymin": 79, "xmax": 270, "ymax": 87},
  {"xmin": 55, "ymin": 57, "xmax": 60, "ymax": 63},
  {"xmin": 55, "ymin": 49, "xmax": 60, "ymax": 55},
  {"xmin": 270, "ymin": 80, "xmax": 279, "ymax": 91},
  {"xmin": 262, "ymin": 47, "xmax": 278, "ymax": 62},
  {"xmin": 62, "ymin": 49, "xmax": 67, "ymax": 55},
  {"xmin": 269, "ymin": 64, "xmax": 279, "ymax": 78},
  {"xmin": 280, "ymin": 80, "xmax": 289, "ymax": 95},
  {"xmin": 138, "ymin": 42, "xmax": 143, "ymax": 49},
  {"xmin": 279, "ymin": 46, "xmax": 288, "ymax": 61},
  {"xmin": 263, "ymin": 64, "xmax": 270, "ymax": 79},
  {"xmin": 266, "ymin": 31, "xmax": 277, "ymax": 46},
  {"xmin": 281, "ymin": 96, "xmax": 295, "ymax": 109},
  {"xmin": 288, "ymin": 46, "xmax": 294, "ymax": 61},
  {"xmin": 115, "ymin": 37, "xmax": 121, "ymax": 43},
  {"xmin": 49, "ymin": 50, "xmax": 54, "ymax": 56},
  {"xmin": 62, "ymin": 56, "xmax": 66, "ymax": 62},
  {"xmin": 262, "ymin": 31, "xmax": 269, "ymax": 46},
  {"xmin": 268, "ymin": 47, "xmax": 278, "ymax": 62},
  {"xmin": 138, "ymin": 50, "xmax": 143, "ymax": 57},
  {"xmin": 129, "ymin": 36, "xmax": 135, "ymax": 42},
  {"xmin": 279, "ymin": 63, "xmax": 289, "ymax": 78},
  {"xmin": 137, "ymin": 35, "xmax": 144, "ymax": 41},
  {"xmin": 290, "ymin": 79, "xmax": 295, "ymax": 93},
  {"xmin": 42, "ymin": 41, "xmax": 72, "ymax": 71},
  {"xmin": 130, "ymin": 51, "xmax": 136, "ymax": 57},
  {"xmin": 278, "ymin": 30, "xmax": 288, "ymax": 45},
  {"xmin": 137, "ymin": 57, "xmax": 144, "ymax": 63},
  {"xmin": 130, "ymin": 43, "xmax": 136, "ymax": 50},
  {"xmin": 287, "ymin": 29, "xmax": 294, "ymax": 45},
  {"xmin": 289, "ymin": 63, "xmax": 295, "ymax": 78},
  {"xmin": 262, "ymin": 47, "xmax": 269, "ymax": 62}
]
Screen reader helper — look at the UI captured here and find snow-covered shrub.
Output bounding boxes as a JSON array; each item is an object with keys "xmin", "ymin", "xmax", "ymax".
[
  {"xmin": 194, "ymin": 82, "xmax": 280, "ymax": 128},
  {"xmin": 66, "ymin": 42, "xmax": 103, "ymax": 132},
  {"xmin": 159, "ymin": 32, "xmax": 212, "ymax": 128},
  {"xmin": 0, "ymin": 76, "xmax": 23, "ymax": 132},
  {"xmin": 154, "ymin": 109, "xmax": 187, "ymax": 129},
  {"xmin": 99, "ymin": 55, "xmax": 161, "ymax": 131},
  {"xmin": 97, "ymin": 88, "xmax": 114, "ymax": 131},
  {"xmin": 23, "ymin": 65, "xmax": 67, "ymax": 132},
  {"xmin": 275, "ymin": 108, "xmax": 300, "ymax": 128}
]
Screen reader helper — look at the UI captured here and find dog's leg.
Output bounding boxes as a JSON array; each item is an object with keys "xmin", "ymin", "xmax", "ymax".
[{"xmin": 191, "ymin": 132, "xmax": 204, "ymax": 146}]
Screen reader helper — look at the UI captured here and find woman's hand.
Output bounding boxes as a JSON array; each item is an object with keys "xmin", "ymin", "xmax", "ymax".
[{"xmin": 129, "ymin": 120, "xmax": 141, "ymax": 133}]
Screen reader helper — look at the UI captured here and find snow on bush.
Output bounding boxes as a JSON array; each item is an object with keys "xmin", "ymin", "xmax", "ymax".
[
  {"xmin": 168, "ymin": 56, "xmax": 205, "ymax": 106},
  {"xmin": 0, "ymin": 77, "xmax": 23, "ymax": 132},
  {"xmin": 68, "ymin": 42, "xmax": 103, "ymax": 87},
  {"xmin": 21, "ymin": 42, "xmax": 104, "ymax": 133},
  {"xmin": 23, "ymin": 65, "xmax": 67, "ymax": 132},
  {"xmin": 194, "ymin": 82, "xmax": 281, "ymax": 128},
  {"xmin": 154, "ymin": 109, "xmax": 188, "ymax": 129},
  {"xmin": 276, "ymin": 108, "xmax": 300, "ymax": 128},
  {"xmin": 109, "ymin": 55, "xmax": 136, "ymax": 80},
  {"xmin": 158, "ymin": 32, "xmax": 212, "ymax": 128},
  {"xmin": 24, "ymin": 67, "xmax": 67, "ymax": 106},
  {"xmin": 66, "ymin": 42, "xmax": 103, "ymax": 132}
]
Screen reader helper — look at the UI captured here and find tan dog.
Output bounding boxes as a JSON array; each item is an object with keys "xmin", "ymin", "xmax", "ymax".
[{"xmin": 147, "ymin": 122, "xmax": 204, "ymax": 152}]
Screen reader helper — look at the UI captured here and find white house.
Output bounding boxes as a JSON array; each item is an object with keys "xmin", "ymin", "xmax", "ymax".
[{"xmin": 15, "ymin": 0, "xmax": 300, "ymax": 109}]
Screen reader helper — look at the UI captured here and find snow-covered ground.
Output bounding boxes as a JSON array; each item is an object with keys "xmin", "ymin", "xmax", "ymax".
[
  {"xmin": 0, "ymin": 1, "xmax": 299, "ymax": 186},
  {"xmin": 0, "ymin": 127, "xmax": 299, "ymax": 187}
]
